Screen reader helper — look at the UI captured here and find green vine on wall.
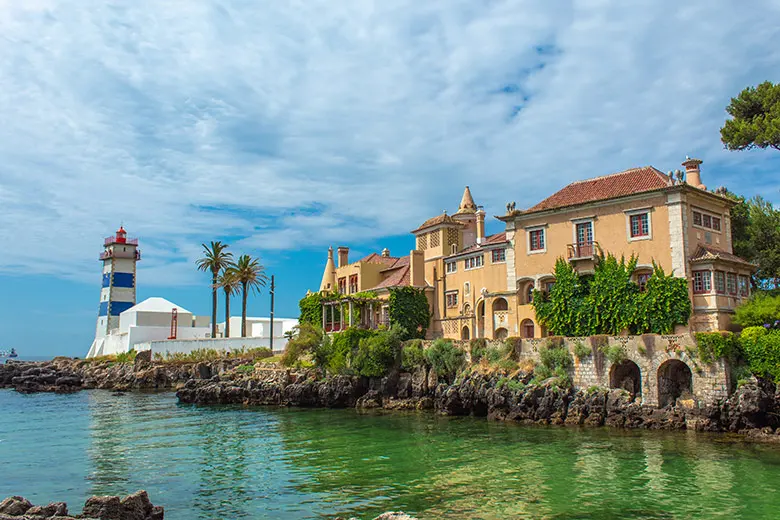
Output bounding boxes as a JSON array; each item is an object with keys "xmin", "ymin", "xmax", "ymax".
[{"xmin": 388, "ymin": 287, "xmax": 431, "ymax": 340}]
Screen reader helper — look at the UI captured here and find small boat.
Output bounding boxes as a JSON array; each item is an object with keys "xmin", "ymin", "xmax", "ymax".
[{"xmin": 1, "ymin": 348, "xmax": 18, "ymax": 359}]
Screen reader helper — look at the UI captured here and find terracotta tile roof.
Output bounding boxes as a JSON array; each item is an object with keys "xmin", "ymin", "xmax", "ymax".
[
  {"xmin": 372, "ymin": 265, "xmax": 411, "ymax": 290},
  {"xmin": 358, "ymin": 252, "xmax": 400, "ymax": 266},
  {"xmin": 524, "ymin": 167, "xmax": 672, "ymax": 213},
  {"xmin": 690, "ymin": 246, "xmax": 756, "ymax": 267},
  {"xmin": 448, "ymin": 232, "xmax": 508, "ymax": 257},
  {"xmin": 379, "ymin": 255, "xmax": 409, "ymax": 272},
  {"xmin": 411, "ymin": 213, "xmax": 465, "ymax": 234}
]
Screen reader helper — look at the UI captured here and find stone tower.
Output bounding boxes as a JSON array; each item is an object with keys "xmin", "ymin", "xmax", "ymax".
[
  {"xmin": 94, "ymin": 226, "xmax": 141, "ymax": 338},
  {"xmin": 453, "ymin": 186, "xmax": 479, "ymax": 249},
  {"xmin": 319, "ymin": 246, "xmax": 336, "ymax": 292}
]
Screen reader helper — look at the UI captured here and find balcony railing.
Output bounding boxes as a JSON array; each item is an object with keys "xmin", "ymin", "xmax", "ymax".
[
  {"xmin": 99, "ymin": 249, "xmax": 142, "ymax": 261},
  {"xmin": 567, "ymin": 241, "xmax": 598, "ymax": 260},
  {"xmin": 104, "ymin": 236, "xmax": 139, "ymax": 246}
]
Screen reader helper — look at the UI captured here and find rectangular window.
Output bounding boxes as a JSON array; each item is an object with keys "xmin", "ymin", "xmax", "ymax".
[
  {"xmin": 576, "ymin": 221, "xmax": 593, "ymax": 245},
  {"xmin": 712, "ymin": 217, "xmax": 721, "ymax": 231},
  {"xmin": 693, "ymin": 209, "xmax": 722, "ymax": 231},
  {"xmin": 491, "ymin": 248, "xmax": 506, "ymax": 263},
  {"xmin": 348, "ymin": 274, "xmax": 358, "ymax": 294},
  {"xmin": 693, "ymin": 211, "xmax": 702, "ymax": 226},
  {"xmin": 630, "ymin": 213, "xmax": 650, "ymax": 238},
  {"xmin": 445, "ymin": 260, "xmax": 457, "ymax": 274},
  {"xmin": 637, "ymin": 273, "xmax": 651, "ymax": 292},
  {"xmin": 445, "ymin": 291, "xmax": 458, "ymax": 308},
  {"xmin": 693, "ymin": 271, "xmax": 711, "ymax": 294},
  {"xmin": 464, "ymin": 255, "xmax": 484, "ymax": 270},
  {"xmin": 738, "ymin": 275, "xmax": 750, "ymax": 297},
  {"xmin": 714, "ymin": 271, "xmax": 725, "ymax": 294},
  {"xmin": 726, "ymin": 273, "xmax": 737, "ymax": 295},
  {"xmin": 703, "ymin": 214, "xmax": 712, "ymax": 228},
  {"xmin": 338, "ymin": 277, "xmax": 346, "ymax": 294},
  {"xmin": 529, "ymin": 229, "xmax": 545, "ymax": 251}
]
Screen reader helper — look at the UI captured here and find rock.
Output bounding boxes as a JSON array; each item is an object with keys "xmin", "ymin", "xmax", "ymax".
[
  {"xmin": 0, "ymin": 496, "xmax": 32, "ymax": 516},
  {"xmin": 119, "ymin": 490, "xmax": 154, "ymax": 520},
  {"xmin": 356, "ymin": 390, "xmax": 382, "ymax": 409},
  {"xmin": 373, "ymin": 513, "xmax": 417, "ymax": 520},
  {"xmin": 82, "ymin": 495, "xmax": 122, "ymax": 520},
  {"xmin": 26, "ymin": 502, "xmax": 68, "ymax": 516}
]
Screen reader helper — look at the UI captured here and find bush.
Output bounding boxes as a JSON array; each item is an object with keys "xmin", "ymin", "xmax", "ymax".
[
  {"xmin": 115, "ymin": 350, "xmax": 138, "ymax": 364},
  {"xmin": 353, "ymin": 326, "xmax": 404, "ymax": 377},
  {"xmin": 388, "ymin": 287, "xmax": 431, "ymax": 340},
  {"xmin": 734, "ymin": 294, "xmax": 780, "ymax": 328},
  {"xmin": 739, "ymin": 327, "xmax": 780, "ymax": 381},
  {"xmin": 425, "ymin": 339, "xmax": 465, "ymax": 382},
  {"xmin": 695, "ymin": 332, "xmax": 739, "ymax": 364},
  {"xmin": 469, "ymin": 338, "xmax": 487, "ymax": 362},
  {"xmin": 236, "ymin": 364, "xmax": 255, "ymax": 375},
  {"xmin": 600, "ymin": 344, "xmax": 627, "ymax": 365},
  {"xmin": 320, "ymin": 327, "xmax": 377, "ymax": 375},
  {"xmin": 281, "ymin": 323, "xmax": 323, "ymax": 368},
  {"xmin": 401, "ymin": 339, "xmax": 427, "ymax": 371},
  {"xmin": 539, "ymin": 342, "xmax": 573, "ymax": 372},
  {"xmin": 572, "ymin": 341, "xmax": 591, "ymax": 360},
  {"xmin": 504, "ymin": 337, "xmax": 522, "ymax": 360}
]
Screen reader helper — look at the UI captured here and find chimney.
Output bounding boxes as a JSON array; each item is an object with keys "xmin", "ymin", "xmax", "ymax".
[
  {"xmin": 682, "ymin": 157, "xmax": 705, "ymax": 190},
  {"xmin": 410, "ymin": 250, "xmax": 425, "ymax": 287},
  {"xmin": 337, "ymin": 246, "xmax": 349, "ymax": 268},
  {"xmin": 381, "ymin": 248, "xmax": 390, "ymax": 257},
  {"xmin": 476, "ymin": 207, "xmax": 486, "ymax": 244}
]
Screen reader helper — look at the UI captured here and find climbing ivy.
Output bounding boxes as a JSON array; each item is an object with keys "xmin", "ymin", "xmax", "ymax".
[
  {"xmin": 388, "ymin": 287, "xmax": 431, "ymax": 340},
  {"xmin": 298, "ymin": 290, "xmax": 378, "ymax": 326},
  {"xmin": 533, "ymin": 253, "xmax": 691, "ymax": 336},
  {"xmin": 298, "ymin": 292, "xmax": 325, "ymax": 325}
]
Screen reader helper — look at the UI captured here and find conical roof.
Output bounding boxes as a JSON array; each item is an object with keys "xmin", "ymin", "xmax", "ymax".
[
  {"xmin": 125, "ymin": 297, "xmax": 192, "ymax": 315},
  {"xmin": 456, "ymin": 186, "xmax": 477, "ymax": 214}
]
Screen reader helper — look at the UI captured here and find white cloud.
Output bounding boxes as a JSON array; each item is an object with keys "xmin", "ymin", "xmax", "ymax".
[{"xmin": 1, "ymin": 0, "xmax": 779, "ymax": 286}]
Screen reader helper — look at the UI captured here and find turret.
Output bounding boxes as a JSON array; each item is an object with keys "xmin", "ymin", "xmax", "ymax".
[
  {"xmin": 320, "ymin": 247, "xmax": 337, "ymax": 292},
  {"xmin": 453, "ymin": 186, "xmax": 478, "ymax": 248}
]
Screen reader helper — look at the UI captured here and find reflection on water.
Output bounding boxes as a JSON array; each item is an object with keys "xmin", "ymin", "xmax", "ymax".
[{"xmin": 2, "ymin": 390, "xmax": 780, "ymax": 519}]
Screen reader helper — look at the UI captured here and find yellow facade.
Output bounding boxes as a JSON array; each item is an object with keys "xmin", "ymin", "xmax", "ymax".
[{"xmin": 317, "ymin": 158, "xmax": 755, "ymax": 339}]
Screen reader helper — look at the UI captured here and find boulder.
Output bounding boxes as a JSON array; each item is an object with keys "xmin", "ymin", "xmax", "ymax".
[
  {"xmin": 82, "ymin": 495, "xmax": 122, "ymax": 520},
  {"xmin": 0, "ymin": 497, "xmax": 32, "ymax": 516},
  {"xmin": 26, "ymin": 502, "xmax": 68, "ymax": 517}
]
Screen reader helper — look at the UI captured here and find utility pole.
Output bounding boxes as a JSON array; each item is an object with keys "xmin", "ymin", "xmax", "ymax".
[{"xmin": 269, "ymin": 275, "xmax": 275, "ymax": 352}]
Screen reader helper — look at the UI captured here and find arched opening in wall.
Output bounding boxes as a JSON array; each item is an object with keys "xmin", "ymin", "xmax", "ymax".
[
  {"xmin": 657, "ymin": 360, "xmax": 693, "ymax": 407},
  {"xmin": 492, "ymin": 297, "xmax": 508, "ymax": 312},
  {"xmin": 521, "ymin": 319, "xmax": 535, "ymax": 339},
  {"xmin": 517, "ymin": 278, "xmax": 535, "ymax": 304},
  {"xmin": 610, "ymin": 360, "xmax": 642, "ymax": 399},
  {"xmin": 494, "ymin": 327, "xmax": 508, "ymax": 340},
  {"xmin": 476, "ymin": 300, "xmax": 485, "ymax": 338},
  {"xmin": 461, "ymin": 326, "xmax": 470, "ymax": 340},
  {"xmin": 463, "ymin": 303, "xmax": 471, "ymax": 316}
]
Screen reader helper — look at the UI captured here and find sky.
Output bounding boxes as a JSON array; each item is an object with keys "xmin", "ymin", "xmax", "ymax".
[{"xmin": 1, "ymin": 0, "xmax": 779, "ymax": 357}]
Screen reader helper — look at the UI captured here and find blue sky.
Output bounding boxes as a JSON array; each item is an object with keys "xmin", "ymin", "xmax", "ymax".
[{"xmin": 1, "ymin": 1, "xmax": 779, "ymax": 357}]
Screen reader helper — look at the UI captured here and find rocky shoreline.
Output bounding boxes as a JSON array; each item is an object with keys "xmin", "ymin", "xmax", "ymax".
[
  {"xmin": 176, "ymin": 365, "xmax": 780, "ymax": 441},
  {"xmin": 0, "ymin": 491, "xmax": 163, "ymax": 520},
  {"xmin": 4, "ymin": 356, "xmax": 780, "ymax": 441},
  {"xmin": 0, "ymin": 352, "xmax": 244, "ymax": 393}
]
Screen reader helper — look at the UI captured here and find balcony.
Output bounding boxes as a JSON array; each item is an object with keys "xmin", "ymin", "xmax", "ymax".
[
  {"xmin": 104, "ymin": 236, "xmax": 139, "ymax": 246},
  {"xmin": 99, "ymin": 249, "xmax": 142, "ymax": 261},
  {"xmin": 567, "ymin": 241, "xmax": 598, "ymax": 261}
]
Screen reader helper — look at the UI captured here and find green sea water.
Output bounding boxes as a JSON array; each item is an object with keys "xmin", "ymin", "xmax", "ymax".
[{"xmin": 1, "ymin": 390, "xmax": 780, "ymax": 519}]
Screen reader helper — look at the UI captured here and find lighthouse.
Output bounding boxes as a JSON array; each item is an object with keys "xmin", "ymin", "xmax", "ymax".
[{"xmin": 94, "ymin": 226, "xmax": 141, "ymax": 338}]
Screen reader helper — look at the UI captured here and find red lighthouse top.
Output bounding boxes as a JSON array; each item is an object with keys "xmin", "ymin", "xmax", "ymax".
[{"xmin": 115, "ymin": 226, "xmax": 127, "ymax": 244}]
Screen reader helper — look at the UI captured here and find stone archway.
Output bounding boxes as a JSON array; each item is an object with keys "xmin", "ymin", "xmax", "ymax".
[
  {"xmin": 492, "ymin": 297, "xmax": 508, "ymax": 312},
  {"xmin": 494, "ymin": 327, "xmax": 508, "ymax": 340},
  {"xmin": 461, "ymin": 326, "xmax": 470, "ymax": 340},
  {"xmin": 657, "ymin": 360, "xmax": 693, "ymax": 407},
  {"xmin": 610, "ymin": 360, "xmax": 642, "ymax": 399},
  {"xmin": 476, "ymin": 300, "xmax": 485, "ymax": 338}
]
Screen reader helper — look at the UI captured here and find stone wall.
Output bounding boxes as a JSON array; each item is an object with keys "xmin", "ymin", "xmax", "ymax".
[{"xmin": 428, "ymin": 333, "xmax": 729, "ymax": 407}]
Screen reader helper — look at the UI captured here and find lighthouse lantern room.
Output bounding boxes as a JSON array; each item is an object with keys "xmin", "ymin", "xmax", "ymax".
[{"xmin": 95, "ymin": 226, "xmax": 141, "ymax": 338}]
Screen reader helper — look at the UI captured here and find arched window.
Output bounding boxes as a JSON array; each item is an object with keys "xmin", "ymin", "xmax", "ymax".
[
  {"xmin": 461, "ymin": 326, "xmax": 470, "ymax": 340},
  {"xmin": 451, "ymin": 243, "xmax": 457, "ymax": 255},
  {"xmin": 492, "ymin": 297, "xmax": 508, "ymax": 312},
  {"xmin": 521, "ymin": 319, "xmax": 535, "ymax": 338},
  {"xmin": 464, "ymin": 282, "xmax": 471, "ymax": 296},
  {"xmin": 463, "ymin": 303, "xmax": 471, "ymax": 315},
  {"xmin": 494, "ymin": 327, "xmax": 509, "ymax": 340},
  {"xmin": 526, "ymin": 284, "xmax": 534, "ymax": 304}
]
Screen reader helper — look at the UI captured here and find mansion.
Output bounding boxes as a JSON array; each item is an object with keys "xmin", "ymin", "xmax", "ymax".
[{"xmin": 318, "ymin": 158, "xmax": 755, "ymax": 340}]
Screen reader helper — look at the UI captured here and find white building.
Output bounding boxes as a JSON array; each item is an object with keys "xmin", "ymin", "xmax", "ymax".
[
  {"xmin": 86, "ymin": 297, "xmax": 211, "ymax": 358},
  {"xmin": 218, "ymin": 316, "xmax": 299, "ymax": 343}
]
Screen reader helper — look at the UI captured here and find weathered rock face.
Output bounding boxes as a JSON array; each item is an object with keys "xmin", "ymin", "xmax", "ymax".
[
  {"xmin": 0, "ymin": 358, "xmax": 246, "ymax": 394},
  {"xmin": 176, "ymin": 367, "xmax": 780, "ymax": 440},
  {"xmin": 0, "ymin": 491, "xmax": 162, "ymax": 520}
]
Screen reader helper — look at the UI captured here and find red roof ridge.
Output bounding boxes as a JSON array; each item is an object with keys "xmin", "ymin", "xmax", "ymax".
[{"xmin": 567, "ymin": 166, "xmax": 668, "ymax": 186}]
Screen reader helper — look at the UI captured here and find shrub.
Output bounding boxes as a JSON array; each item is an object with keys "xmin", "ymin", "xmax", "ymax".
[
  {"xmin": 485, "ymin": 342, "xmax": 512, "ymax": 365},
  {"xmin": 425, "ymin": 339, "xmax": 465, "ymax": 382},
  {"xmin": 504, "ymin": 337, "xmax": 523, "ymax": 360},
  {"xmin": 635, "ymin": 263, "xmax": 692, "ymax": 334},
  {"xmin": 401, "ymin": 339, "xmax": 427, "ymax": 371},
  {"xmin": 695, "ymin": 332, "xmax": 739, "ymax": 364},
  {"xmin": 497, "ymin": 378, "xmax": 526, "ymax": 392},
  {"xmin": 572, "ymin": 341, "xmax": 591, "ymax": 360},
  {"xmin": 281, "ymin": 323, "xmax": 323, "ymax": 368},
  {"xmin": 739, "ymin": 327, "xmax": 780, "ymax": 381},
  {"xmin": 600, "ymin": 344, "xmax": 627, "ymax": 365},
  {"xmin": 353, "ymin": 326, "xmax": 405, "ymax": 377},
  {"xmin": 320, "ymin": 327, "xmax": 377, "ymax": 375},
  {"xmin": 388, "ymin": 287, "xmax": 431, "ymax": 340},
  {"xmin": 733, "ymin": 294, "xmax": 780, "ymax": 328},
  {"xmin": 115, "ymin": 350, "xmax": 138, "ymax": 364},
  {"xmin": 469, "ymin": 338, "xmax": 487, "ymax": 362},
  {"xmin": 236, "ymin": 364, "xmax": 255, "ymax": 375},
  {"xmin": 539, "ymin": 342, "xmax": 573, "ymax": 372}
]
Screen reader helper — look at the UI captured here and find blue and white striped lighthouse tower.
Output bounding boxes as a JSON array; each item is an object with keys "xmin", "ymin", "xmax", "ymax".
[{"xmin": 94, "ymin": 226, "xmax": 141, "ymax": 338}]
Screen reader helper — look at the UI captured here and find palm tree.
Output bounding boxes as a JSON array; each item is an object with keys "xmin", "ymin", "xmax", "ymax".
[
  {"xmin": 234, "ymin": 254, "xmax": 268, "ymax": 337},
  {"xmin": 216, "ymin": 267, "xmax": 240, "ymax": 338},
  {"xmin": 196, "ymin": 241, "xmax": 234, "ymax": 338}
]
